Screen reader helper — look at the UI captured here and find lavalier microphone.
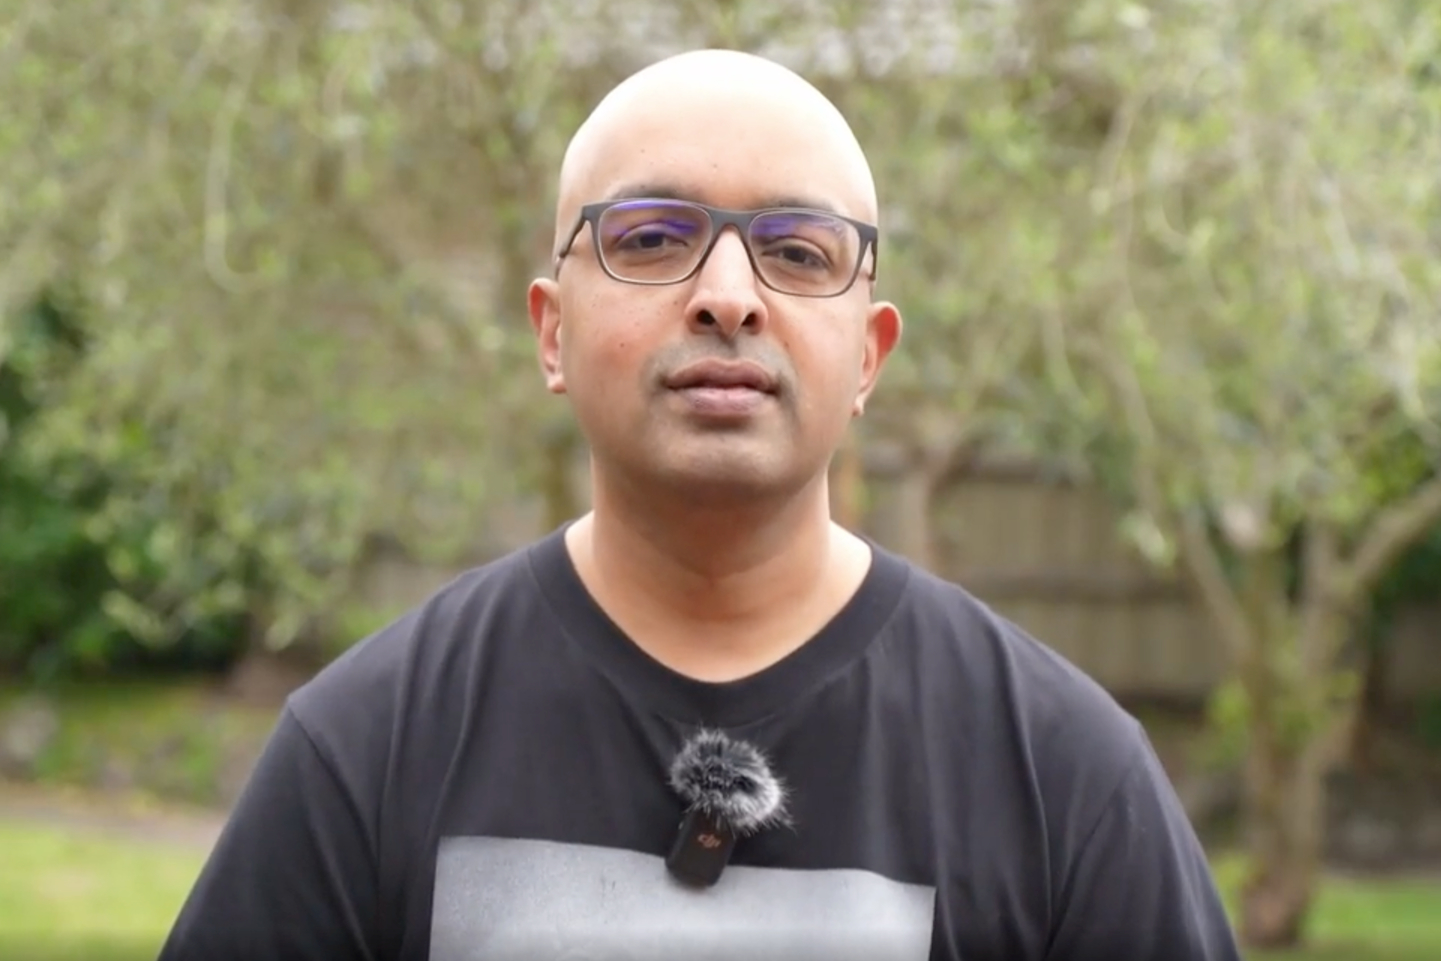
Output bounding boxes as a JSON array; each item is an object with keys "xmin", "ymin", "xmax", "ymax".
[{"xmin": 665, "ymin": 728, "xmax": 790, "ymax": 888}]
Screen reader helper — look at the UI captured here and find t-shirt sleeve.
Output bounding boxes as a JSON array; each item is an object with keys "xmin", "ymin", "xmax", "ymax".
[
  {"xmin": 156, "ymin": 706, "xmax": 379, "ymax": 961},
  {"xmin": 1045, "ymin": 730, "xmax": 1243, "ymax": 960}
]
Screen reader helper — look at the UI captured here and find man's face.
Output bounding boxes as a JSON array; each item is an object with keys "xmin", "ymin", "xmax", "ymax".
[{"xmin": 529, "ymin": 77, "xmax": 901, "ymax": 504}]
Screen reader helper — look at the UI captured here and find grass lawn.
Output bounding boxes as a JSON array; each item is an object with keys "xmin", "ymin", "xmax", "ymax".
[
  {"xmin": 0, "ymin": 679, "xmax": 279, "ymax": 807},
  {"xmin": 0, "ymin": 821, "xmax": 204, "ymax": 961},
  {"xmin": 1211, "ymin": 856, "xmax": 1441, "ymax": 960},
  {"xmin": 1, "ymin": 822, "xmax": 1438, "ymax": 960}
]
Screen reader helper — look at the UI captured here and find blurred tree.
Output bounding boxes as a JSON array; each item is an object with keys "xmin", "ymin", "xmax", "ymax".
[
  {"xmin": 0, "ymin": 291, "xmax": 246, "ymax": 679},
  {"xmin": 0, "ymin": 0, "xmax": 634, "ymax": 654},
  {"xmin": 996, "ymin": 1, "xmax": 1441, "ymax": 948},
  {"xmin": 0, "ymin": 0, "xmax": 1046, "ymax": 631},
  {"xmin": 805, "ymin": 5, "xmax": 1060, "ymax": 567},
  {"xmin": 6, "ymin": 4, "xmax": 1439, "ymax": 947},
  {"xmin": 0, "ymin": 291, "xmax": 124, "ymax": 677},
  {"xmin": 1349, "ymin": 466, "xmax": 1441, "ymax": 771}
]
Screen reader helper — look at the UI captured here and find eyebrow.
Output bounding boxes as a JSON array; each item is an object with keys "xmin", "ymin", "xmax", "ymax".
[{"xmin": 599, "ymin": 182, "xmax": 846, "ymax": 217}]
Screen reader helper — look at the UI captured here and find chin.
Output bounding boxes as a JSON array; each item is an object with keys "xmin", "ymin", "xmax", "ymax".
[
  {"xmin": 619, "ymin": 443, "xmax": 772, "ymax": 489},
  {"xmin": 588, "ymin": 426, "xmax": 822, "ymax": 506},
  {"xmin": 644, "ymin": 447, "xmax": 805, "ymax": 503}
]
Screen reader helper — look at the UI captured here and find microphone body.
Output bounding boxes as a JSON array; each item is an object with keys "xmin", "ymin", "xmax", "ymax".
[
  {"xmin": 665, "ymin": 807, "xmax": 740, "ymax": 887},
  {"xmin": 664, "ymin": 728, "xmax": 789, "ymax": 888}
]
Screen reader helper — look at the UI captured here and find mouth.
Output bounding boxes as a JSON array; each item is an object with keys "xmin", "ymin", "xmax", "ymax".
[
  {"xmin": 663, "ymin": 360, "xmax": 779, "ymax": 419},
  {"xmin": 663, "ymin": 360, "xmax": 779, "ymax": 395}
]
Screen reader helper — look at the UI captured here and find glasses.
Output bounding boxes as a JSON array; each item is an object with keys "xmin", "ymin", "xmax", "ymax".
[{"xmin": 555, "ymin": 199, "xmax": 879, "ymax": 298}]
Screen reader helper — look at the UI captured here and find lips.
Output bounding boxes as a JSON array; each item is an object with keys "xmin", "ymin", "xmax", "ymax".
[{"xmin": 664, "ymin": 359, "xmax": 778, "ymax": 394}]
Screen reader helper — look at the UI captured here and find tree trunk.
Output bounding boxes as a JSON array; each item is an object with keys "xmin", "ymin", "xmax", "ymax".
[
  {"xmin": 540, "ymin": 426, "xmax": 581, "ymax": 530},
  {"xmin": 1237, "ymin": 688, "xmax": 1328, "ymax": 949},
  {"xmin": 1348, "ymin": 612, "xmax": 1392, "ymax": 774},
  {"xmin": 1232, "ymin": 547, "xmax": 1349, "ymax": 950},
  {"xmin": 893, "ymin": 466, "xmax": 938, "ymax": 571},
  {"xmin": 223, "ymin": 611, "xmax": 318, "ymax": 705},
  {"xmin": 830, "ymin": 436, "xmax": 865, "ymax": 531}
]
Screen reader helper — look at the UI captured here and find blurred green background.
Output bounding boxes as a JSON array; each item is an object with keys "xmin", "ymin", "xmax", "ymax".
[{"xmin": 4, "ymin": 0, "xmax": 1441, "ymax": 957}]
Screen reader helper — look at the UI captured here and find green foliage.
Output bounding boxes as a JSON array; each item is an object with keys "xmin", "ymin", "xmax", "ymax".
[
  {"xmin": 1005, "ymin": 1, "xmax": 1441, "ymax": 548},
  {"xmin": 1374, "ymin": 513, "xmax": 1441, "ymax": 611},
  {"xmin": 1204, "ymin": 678, "xmax": 1252, "ymax": 766},
  {"xmin": 0, "ymin": 0, "xmax": 645, "ymax": 650},
  {"xmin": 2, "ymin": 0, "xmax": 1439, "ymax": 680},
  {"xmin": 0, "ymin": 463, "xmax": 119, "ymax": 677},
  {"xmin": 0, "ymin": 295, "xmax": 246, "ymax": 680},
  {"xmin": 0, "ymin": 296, "xmax": 122, "ymax": 677}
]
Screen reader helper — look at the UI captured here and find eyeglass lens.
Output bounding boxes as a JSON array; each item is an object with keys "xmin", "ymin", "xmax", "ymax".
[{"xmin": 594, "ymin": 200, "xmax": 862, "ymax": 296}]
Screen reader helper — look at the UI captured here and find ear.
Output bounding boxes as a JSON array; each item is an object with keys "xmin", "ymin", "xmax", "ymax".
[
  {"xmin": 528, "ymin": 277, "xmax": 566, "ymax": 394},
  {"xmin": 853, "ymin": 300, "xmax": 902, "ymax": 416}
]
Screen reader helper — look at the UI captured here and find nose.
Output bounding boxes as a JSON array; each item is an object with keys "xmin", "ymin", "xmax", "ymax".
[{"xmin": 684, "ymin": 227, "xmax": 768, "ymax": 339}]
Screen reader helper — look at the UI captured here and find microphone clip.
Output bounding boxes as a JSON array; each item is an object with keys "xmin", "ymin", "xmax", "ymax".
[
  {"xmin": 663, "ymin": 728, "xmax": 789, "ymax": 888},
  {"xmin": 666, "ymin": 806, "xmax": 740, "ymax": 888}
]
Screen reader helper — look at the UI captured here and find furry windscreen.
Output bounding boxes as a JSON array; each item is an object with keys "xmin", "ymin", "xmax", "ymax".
[{"xmin": 668, "ymin": 728, "xmax": 791, "ymax": 835}]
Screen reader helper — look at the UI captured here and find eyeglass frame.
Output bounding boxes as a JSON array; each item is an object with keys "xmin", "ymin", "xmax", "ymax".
[{"xmin": 552, "ymin": 198, "xmax": 881, "ymax": 299}]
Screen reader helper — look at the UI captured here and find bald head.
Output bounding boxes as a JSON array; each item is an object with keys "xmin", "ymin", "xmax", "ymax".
[
  {"xmin": 527, "ymin": 49, "xmax": 904, "ymax": 514},
  {"xmin": 552, "ymin": 50, "xmax": 879, "ymax": 249}
]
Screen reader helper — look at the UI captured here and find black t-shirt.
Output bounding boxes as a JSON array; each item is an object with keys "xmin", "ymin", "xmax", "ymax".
[{"xmin": 158, "ymin": 525, "xmax": 1241, "ymax": 961}]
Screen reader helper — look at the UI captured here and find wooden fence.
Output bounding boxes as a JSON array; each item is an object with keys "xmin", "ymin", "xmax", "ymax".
[
  {"xmin": 354, "ymin": 455, "xmax": 1440, "ymax": 707},
  {"xmin": 916, "ymin": 459, "xmax": 1440, "ymax": 705}
]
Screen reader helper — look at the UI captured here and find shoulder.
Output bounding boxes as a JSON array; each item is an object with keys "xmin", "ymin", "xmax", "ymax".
[
  {"xmin": 887, "ymin": 551, "xmax": 1139, "ymax": 731},
  {"xmin": 283, "ymin": 534, "xmax": 552, "ymax": 759},
  {"xmin": 879, "ymin": 546, "xmax": 1150, "ymax": 807}
]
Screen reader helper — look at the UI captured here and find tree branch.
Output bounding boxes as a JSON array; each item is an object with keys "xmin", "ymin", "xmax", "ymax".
[
  {"xmin": 1298, "ymin": 520, "xmax": 1346, "ymax": 673},
  {"xmin": 1177, "ymin": 507, "xmax": 1252, "ymax": 660},
  {"xmin": 1338, "ymin": 471, "xmax": 1441, "ymax": 606},
  {"xmin": 1077, "ymin": 329, "xmax": 1253, "ymax": 659}
]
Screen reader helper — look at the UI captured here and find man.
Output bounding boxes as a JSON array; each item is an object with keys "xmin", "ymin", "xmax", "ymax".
[{"xmin": 158, "ymin": 49, "xmax": 1241, "ymax": 961}]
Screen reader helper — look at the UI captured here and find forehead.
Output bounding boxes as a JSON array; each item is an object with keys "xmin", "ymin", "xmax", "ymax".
[{"xmin": 572, "ymin": 89, "xmax": 875, "ymax": 222}]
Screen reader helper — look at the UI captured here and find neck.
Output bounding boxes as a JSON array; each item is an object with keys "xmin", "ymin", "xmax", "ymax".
[
  {"xmin": 579, "ymin": 471, "xmax": 837, "ymax": 625},
  {"xmin": 564, "ymin": 464, "xmax": 871, "ymax": 682}
]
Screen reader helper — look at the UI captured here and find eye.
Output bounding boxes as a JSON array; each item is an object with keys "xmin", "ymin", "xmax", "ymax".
[
  {"xmin": 757, "ymin": 238, "xmax": 832, "ymax": 272},
  {"xmin": 751, "ymin": 211, "xmax": 849, "ymax": 273},
  {"xmin": 769, "ymin": 241, "xmax": 829, "ymax": 268},
  {"xmin": 615, "ymin": 223, "xmax": 690, "ymax": 250},
  {"xmin": 603, "ymin": 213, "xmax": 706, "ymax": 257}
]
